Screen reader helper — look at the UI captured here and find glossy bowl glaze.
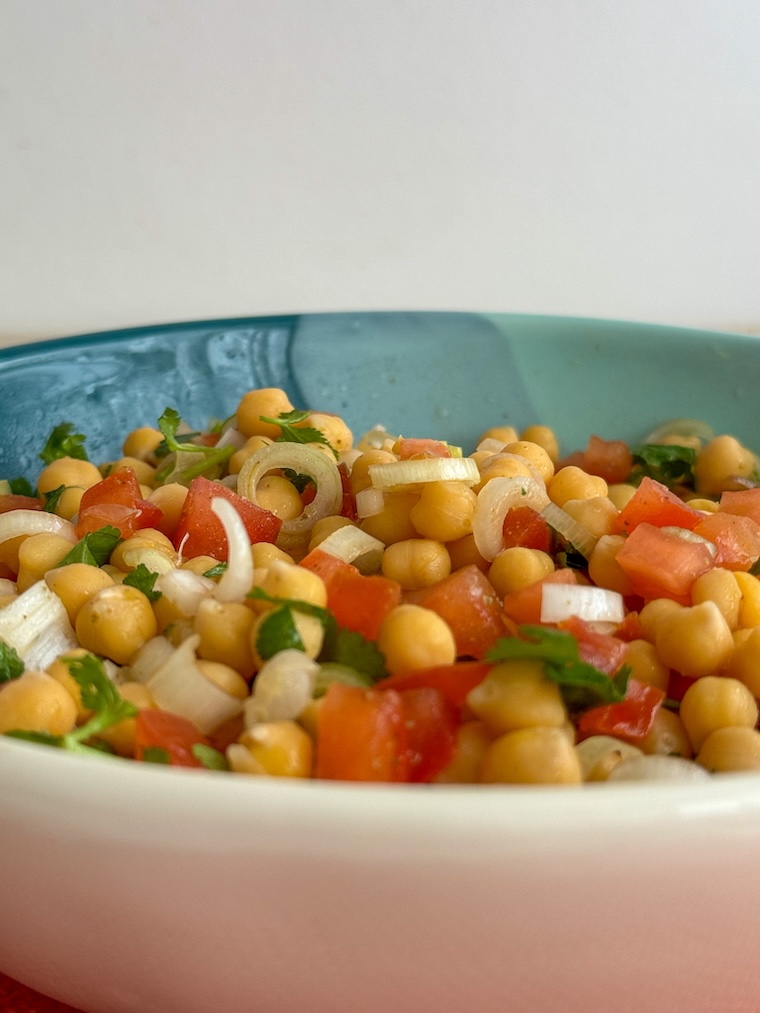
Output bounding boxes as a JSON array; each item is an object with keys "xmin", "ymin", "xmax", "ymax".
[{"xmin": 1, "ymin": 313, "xmax": 760, "ymax": 1013}]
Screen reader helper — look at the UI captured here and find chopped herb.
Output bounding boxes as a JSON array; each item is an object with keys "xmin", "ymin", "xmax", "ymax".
[
  {"xmin": 255, "ymin": 606, "xmax": 306, "ymax": 660},
  {"xmin": 282, "ymin": 468, "xmax": 315, "ymax": 494},
  {"xmin": 486, "ymin": 625, "xmax": 630, "ymax": 710},
  {"xmin": 749, "ymin": 557, "xmax": 760, "ymax": 577},
  {"xmin": 123, "ymin": 563, "xmax": 162, "ymax": 601},
  {"xmin": 628, "ymin": 443, "xmax": 696, "ymax": 489},
  {"xmin": 313, "ymin": 662, "xmax": 374, "ymax": 697},
  {"xmin": 57, "ymin": 526, "xmax": 122, "ymax": 567},
  {"xmin": 154, "ymin": 407, "xmax": 235, "ymax": 485},
  {"xmin": 42, "ymin": 485, "xmax": 66, "ymax": 513},
  {"xmin": 0, "ymin": 641, "xmax": 24, "ymax": 684},
  {"xmin": 9, "ymin": 476, "xmax": 36, "ymax": 497},
  {"xmin": 192, "ymin": 743, "xmax": 229, "ymax": 770},
  {"xmin": 39, "ymin": 423, "xmax": 88, "ymax": 464},
  {"xmin": 142, "ymin": 746, "xmax": 171, "ymax": 764},
  {"xmin": 259, "ymin": 409, "xmax": 338, "ymax": 458},
  {"xmin": 555, "ymin": 548, "xmax": 588, "ymax": 571},
  {"xmin": 4, "ymin": 654, "xmax": 138, "ymax": 757},
  {"xmin": 203, "ymin": 561, "xmax": 228, "ymax": 578}
]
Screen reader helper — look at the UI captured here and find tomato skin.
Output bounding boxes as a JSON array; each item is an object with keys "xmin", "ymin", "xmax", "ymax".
[
  {"xmin": 315, "ymin": 682, "xmax": 410, "ymax": 782},
  {"xmin": 582, "ymin": 435, "xmax": 633, "ymax": 485},
  {"xmin": 718, "ymin": 489, "xmax": 760, "ymax": 526},
  {"xmin": 557, "ymin": 615, "xmax": 627, "ymax": 676},
  {"xmin": 337, "ymin": 462, "xmax": 357, "ymax": 520},
  {"xmin": 397, "ymin": 687, "xmax": 458, "ymax": 783},
  {"xmin": 693, "ymin": 512, "xmax": 760, "ymax": 572},
  {"xmin": 376, "ymin": 660, "xmax": 492, "ymax": 708},
  {"xmin": 0, "ymin": 494, "xmax": 42, "ymax": 513},
  {"xmin": 413, "ymin": 564, "xmax": 508, "ymax": 659},
  {"xmin": 134, "ymin": 709, "xmax": 211, "ymax": 767},
  {"xmin": 76, "ymin": 468, "xmax": 164, "ymax": 539},
  {"xmin": 615, "ymin": 523, "xmax": 714, "ymax": 603},
  {"xmin": 396, "ymin": 438, "xmax": 451, "ymax": 460},
  {"xmin": 502, "ymin": 568, "xmax": 578, "ymax": 626},
  {"xmin": 501, "ymin": 506, "xmax": 553, "ymax": 553},
  {"xmin": 612, "ymin": 477, "xmax": 703, "ymax": 535},
  {"xmin": 577, "ymin": 678, "xmax": 665, "ymax": 744},
  {"xmin": 172, "ymin": 476, "xmax": 281, "ymax": 560}
]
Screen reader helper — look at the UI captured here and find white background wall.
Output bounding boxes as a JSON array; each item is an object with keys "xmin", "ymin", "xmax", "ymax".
[{"xmin": 1, "ymin": 0, "xmax": 759, "ymax": 345}]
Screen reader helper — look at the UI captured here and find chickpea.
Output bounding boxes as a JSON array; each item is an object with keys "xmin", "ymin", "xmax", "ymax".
[
  {"xmin": 475, "ymin": 453, "xmax": 534, "ymax": 492},
  {"xmin": 16, "ymin": 532, "xmax": 77, "ymax": 593},
  {"xmin": 250, "ymin": 542, "xmax": 294, "ymax": 570},
  {"xmin": 639, "ymin": 707, "xmax": 693, "ymax": 759},
  {"xmin": 45, "ymin": 563, "xmax": 116, "ymax": 626},
  {"xmin": 349, "ymin": 449, "xmax": 397, "ymax": 496},
  {"xmin": 691, "ymin": 568, "xmax": 741, "ymax": 630},
  {"xmin": 587, "ymin": 534, "xmax": 634, "ymax": 596},
  {"xmin": 654, "ymin": 601, "xmax": 734, "ymax": 679},
  {"xmin": 409, "ymin": 481, "xmax": 477, "ymax": 542},
  {"xmin": 110, "ymin": 457, "xmax": 157, "ymax": 486},
  {"xmin": 727, "ymin": 626, "xmax": 760, "ymax": 697},
  {"xmin": 377, "ymin": 604, "xmax": 456, "ymax": 674},
  {"xmin": 694, "ymin": 435, "xmax": 757, "ymax": 495},
  {"xmin": 638, "ymin": 597, "xmax": 683, "ymax": 643},
  {"xmin": 466, "ymin": 660, "xmax": 567, "ymax": 735},
  {"xmin": 52, "ymin": 486, "xmax": 86, "ymax": 521},
  {"xmin": 110, "ymin": 529, "xmax": 176, "ymax": 573},
  {"xmin": 196, "ymin": 659, "xmax": 249, "ymax": 700},
  {"xmin": 549, "ymin": 467, "xmax": 608, "ymax": 507},
  {"xmin": 236, "ymin": 388, "xmax": 295, "ymax": 439},
  {"xmin": 560, "ymin": 497, "xmax": 618, "ymax": 539},
  {"xmin": 446, "ymin": 533, "xmax": 489, "ymax": 573},
  {"xmin": 734, "ymin": 571, "xmax": 760, "ymax": 629},
  {"xmin": 478, "ymin": 425, "xmax": 519, "ymax": 446},
  {"xmin": 96, "ymin": 681, "xmax": 155, "ymax": 757},
  {"xmin": 574, "ymin": 736, "xmax": 644, "ymax": 782},
  {"xmin": 75, "ymin": 585, "xmax": 158, "ymax": 665},
  {"xmin": 254, "ymin": 475, "xmax": 304, "ymax": 521},
  {"xmin": 0, "ymin": 670, "xmax": 77, "ymax": 735},
  {"xmin": 360, "ymin": 492, "xmax": 419, "ymax": 545},
  {"xmin": 147, "ymin": 483, "xmax": 188, "ymax": 538},
  {"xmin": 257, "ymin": 559, "xmax": 327, "ymax": 607},
  {"xmin": 622, "ymin": 639, "xmax": 669, "ymax": 692},
  {"xmin": 36, "ymin": 457, "xmax": 103, "ymax": 496},
  {"xmin": 697, "ymin": 726, "xmax": 760, "ymax": 773},
  {"xmin": 46, "ymin": 649, "xmax": 94, "ymax": 721},
  {"xmin": 488, "ymin": 547, "xmax": 554, "ymax": 597},
  {"xmin": 308, "ymin": 515, "xmax": 355, "ymax": 552},
  {"xmin": 229, "ymin": 721, "xmax": 313, "ymax": 777},
  {"xmin": 503, "ymin": 441, "xmax": 555, "ymax": 484},
  {"xmin": 680, "ymin": 675, "xmax": 758, "ymax": 753},
  {"xmin": 432, "ymin": 720, "xmax": 493, "ymax": 783},
  {"xmin": 520, "ymin": 425, "xmax": 559, "ymax": 464},
  {"xmin": 481, "ymin": 726, "xmax": 582, "ymax": 785},
  {"xmin": 194, "ymin": 597, "xmax": 257, "ymax": 678},
  {"xmin": 122, "ymin": 426, "xmax": 163, "ymax": 461},
  {"xmin": 228, "ymin": 435, "xmax": 273, "ymax": 475},
  {"xmin": 298, "ymin": 412, "xmax": 353, "ymax": 454},
  {"xmin": 381, "ymin": 538, "xmax": 451, "ymax": 590},
  {"xmin": 606, "ymin": 483, "xmax": 637, "ymax": 511}
]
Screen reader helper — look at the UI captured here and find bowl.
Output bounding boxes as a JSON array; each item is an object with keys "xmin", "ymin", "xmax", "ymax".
[{"xmin": 2, "ymin": 311, "xmax": 760, "ymax": 1013}]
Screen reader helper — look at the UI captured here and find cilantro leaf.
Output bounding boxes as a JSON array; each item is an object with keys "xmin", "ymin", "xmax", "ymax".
[
  {"xmin": 203, "ymin": 562, "xmax": 228, "ymax": 578},
  {"xmin": 313, "ymin": 662, "xmax": 374, "ymax": 697},
  {"xmin": 0, "ymin": 641, "xmax": 24, "ymax": 684},
  {"xmin": 191, "ymin": 743, "xmax": 229, "ymax": 770},
  {"xmin": 154, "ymin": 407, "xmax": 235, "ymax": 485},
  {"xmin": 628, "ymin": 443, "xmax": 696, "ymax": 489},
  {"xmin": 123, "ymin": 563, "xmax": 162, "ymax": 601},
  {"xmin": 142, "ymin": 746, "xmax": 171, "ymax": 764},
  {"xmin": 9, "ymin": 476, "xmax": 36, "ymax": 496},
  {"xmin": 255, "ymin": 606, "xmax": 306, "ymax": 660},
  {"xmin": 486, "ymin": 625, "xmax": 630, "ymax": 709},
  {"xmin": 43, "ymin": 485, "xmax": 66, "ymax": 513},
  {"xmin": 39, "ymin": 423, "xmax": 88, "ymax": 464},
  {"xmin": 259, "ymin": 409, "xmax": 337, "ymax": 458},
  {"xmin": 57, "ymin": 526, "xmax": 122, "ymax": 567}
]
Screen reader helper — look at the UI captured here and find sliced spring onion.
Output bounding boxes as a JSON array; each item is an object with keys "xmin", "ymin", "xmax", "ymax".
[
  {"xmin": 355, "ymin": 486, "xmax": 385, "ymax": 519},
  {"xmin": 369, "ymin": 456, "xmax": 480, "ymax": 490},
  {"xmin": 236, "ymin": 443, "xmax": 343, "ymax": 559},
  {"xmin": 127, "ymin": 635, "xmax": 176, "ymax": 684},
  {"xmin": 147, "ymin": 633, "xmax": 244, "ymax": 734},
  {"xmin": 472, "ymin": 475, "xmax": 549, "ymax": 562},
  {"xmin": 607, "ymin": 755, "xmax": 710, "ymax": 782},
  {"xmin": 0, "ymin": 580, "xmax": 78, "ymax": 670},
  {"xmin": 119, "ymin": 545, "xmax": 177, "ymax": 575},
  {"xmin": 541, "ymin": 501, "xmax": 599, "ymax": 559},
  {"xmin": 243, "ymin": 648, "xmax": 319, "ymax": 726},
  {"xmin": 643, "ymin": 418, "xmax": 714, "ymax": 444},
  {"xmin": 540, "ymin": 583, "xmax": 625, "ymax": 624},
  {"xmin": 476, "ymin": 437, "xmax": 508, "ymax": 455},
  {"xmin": 211, "ymin": 496, "xmax": 254, "ymax": 602},
  {"xmin": 155, "ymin": 568, "xmax": 217, "ymax": 617},
  {"xmin": 316, "ymin": 524, "xmax": 385, "ymax": 574},
  {"xmin": 0, "ymin": 510, "xmax": 76, "ymax": 547}
]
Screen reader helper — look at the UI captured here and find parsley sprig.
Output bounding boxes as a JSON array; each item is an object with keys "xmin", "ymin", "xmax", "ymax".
[
  {"xmin": 260, "ymin": 409, "xmax": 338, "ymax": 459},
  {"xmin": 154, "ymin": 407, "xmax": 235, "ymax": 485},
  {"xmin": 0, "ymin": 641, "xmax": 24, "ymax": 684},
  {"xmin": 628, "ymin": 443, "xmax": 696, "ymax": 489},
  {"xmin": 123, "ymin": 563, "xmax": 162, "ymax": 601},
  {"xmin": 39, "ymin": 423, "xmax": 88, "ymax": 464},
  {"xmin": 57, "ymin": 526, "xmax": 122, "ymax": 568}
]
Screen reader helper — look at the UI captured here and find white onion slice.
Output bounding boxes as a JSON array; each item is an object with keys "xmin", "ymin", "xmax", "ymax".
[
  {"xmin": 236, "ymin": 443, "xmax": 343, "ymax": 559},
  {"xmin": 211, "ymin": 496, "xmax": 254, "ymax": 602},
  {"xmin": 0, "ymin": 510, "xmax": 76, "ymax": 546},
  {"xmin": 0, "ymin": 578, "xmax": 16, "ymax": 596},
  {"xmin": 215, "ymin": 426, "xmax": 246, "ymax": 451},
  {"xmin": 471, "ymin": 476, "xmax": 549, "ymax": 562},
  {"xmin": 119, "ymin": 545, "xmax": 177, "ymax": 575},
  {"xmin": 541, "ymin": 501, "xmax": 599, "ymax": 559},
  {"xmin": 127, "ymin": 635, "xmax": 176, "ymax": 684},
  {"xmin": 540, "ymin": 583, "xmax": 625, "ymax": 624},
  {"xmin": 0, "ymin": 580, "xmax": 78, "ymax": 670},
  {"xmin": 316, "ymin": 524, "xmax": 385, "ymax": 574},
  {"xmin": 355, "ymin": 486, "xmax": 385, "ymax": 519},
  {"xmin": 661, "ymin": 526, "xmax": 718, "ymax": 556},
  {"xmin": 155, "ymin": 568, "xmax": 216, "ymax": 617},
  {"xmin": 643, "ymin": 418, "xmax": 714, "ymax": 444},
  {"xmin": 147, "ymin": 633, "xmax": 244, "ymax": 734},
  {"xmin": 607, "ymin": 755, "xmax": 711, "ymax": 782},
  {"xmin": 369, "ymin": 457, "xmax": 479, "ymax": 490},
  {"xmin": 244, "ymin": 649, "xmax": 319, "ymax": 726},
  {"xmin": 476, "ymin": 437, "xmax": 507, "ymax": 454}
]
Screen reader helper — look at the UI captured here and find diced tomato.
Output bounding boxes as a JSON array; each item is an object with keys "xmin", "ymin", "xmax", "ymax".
[
  {"xmin": 718, "ymin": 488, "xmax": 760, "ymax": 526},
  {"xmin": 666, "ymin": 670, "xmax": 699, "ymax": 703},
  {"xmin": 396, "ymin": 438, "xmax": 452, "ymax": 460},
  {"xmin": 612, "ymin": 476, "xmax": 703, "ymax": 535},
  {"xmin": 315, "ymin": 682, "xmax": 409, "ymax": 782},
  {"xmin": 582, "ymin": 435, "xmax": 633, "ymax": 485},
  {"xmin": 376, "ymin": 660, "xmax": 492, "ymax": 708},
  {"xmin": 615, "ymin": 523, "xmax": 714, "ymax": 603},
  {"xmin": 556, "ymin": 450, "xmax": 586, "ymax": 471},
  {"xmin": 614, "ymin": 610, "xmax": 644, "ymax": 642},
  {"xmin": 693, "ymin": 512, "xmax": 760, "ymax": 571},
  {"xmin": 76, "ymin": 467, "xmax": 164, "ymax": 539},
  {"xmin": 172, "ymin": 476, "xmax": 281, "ymax": 560},
  {"xmin": 338, "ymin": 462, "xmax": 357, "ymax": 520},
  {"xmin": 300, "ymin": 482, "xmax": 317, "ymax": 506},
  {"xmin": 414, "ymin": 564, "xmax": 508, "ymax": 659},
  {"xmin": 397, "ymin": 687, "xmax": 458, "ymax": 782},
  {"xmin": 0, "ymin": 494, "xmax": 42, "ymax": 513},
  {"xmin": 577, "ymin": 678, "xmax": 665, "ymax": 744},
  {"xmin": 134, "ymin": 708, "xmax": 211, "ymax": 768},
  {"xmin": 502, "ymin": 567, "xmax": 579, "ymax": 626},
  {"xmin": 299, "ymin": 548, "xmax": 402, "ymax": 641},
  {"xmin": 501, "ymin": 505, "xmax": 553, "ymax": 553},
  {"xmin": 557, "ymin": 615, "xmax": 627, "ymax": 676}
]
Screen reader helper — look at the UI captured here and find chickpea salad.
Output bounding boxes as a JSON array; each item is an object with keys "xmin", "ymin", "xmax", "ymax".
[{"xmin": 1, "ymin": 390, "xmax": 760, "ymax": 785}]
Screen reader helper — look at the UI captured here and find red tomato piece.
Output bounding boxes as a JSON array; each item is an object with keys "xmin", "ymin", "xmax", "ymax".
[
  {"xmin": 134, "ymin": 708, "xmax": 211, "ymax": 768},
  {"xmin": 338, "ymin": 462, "xmax": 357, "ymax": 520},
  {"xmin": 611, "ymin": 476, "xmax": 703, "ymax": 535},
  {"xmin": 376, "ymin": 660, "xmax": 492, "ymax": 708},
  {"xmin": 0, "ymin": 494, "xmax": 42, "ymax": 513},
  {"xmin": 577, "ymin": 678, "xmax": 665, "ymax": 744},
  {"xmin": 615, "ymin": 523, "xmax": 714, "ymax": 603},
  {"xmin": 172, "ymin": 476, "xmax": 281, "ymax": 560},
  {"xmin": 414, "ymin": 564, "xmax": 508, "ymax": 659},
  {"xmin": 299, "ymin": 548, "xmax": 402, "ymax": 641},
  {"xmin": 76, "ymin": 467, "xmax": 164, "ymax": 539},
  {"xmin": 397, "ymin": 687, "xmax": 458, "ymax": 783},
  {"xmin": 666, "ymin": 670, "xmax": 699, "ymax": 703},
  {"xmin": 315, "ymin": 682, "xmax": 409, "ymax": 782},
  {"xmin": 613, "ymin": 611, "xmax": 644, "ymax": 642},
  {"xmin": 718, "ymin": 489, "xmax": 760, "ymax": 526},
  {"xmin": 694, "ymin": 512, "xmax": 760, "ymax": 572},
  {"xmin": 396, "ymin": 438, "xmax": 452, "ymax": 460},
  {"xmin": 582, "ymin": 435, "xmax": 633, "ymax": 485},
  {"xmin": 502, "ymin": 567, "xmax": 579, "ymax": 626},
  {"xmin": 558, "ymin": 615, "xmax": 627, "ymax": 676},
  {"xmin": 502, "ymin": 505, "xmax": 553, "ymax": 553}
]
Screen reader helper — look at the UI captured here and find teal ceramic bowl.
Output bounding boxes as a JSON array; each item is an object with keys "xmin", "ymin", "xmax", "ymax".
[{"xmin": 2, "ymin": 313, "xmax": 760, "ymax": 1013}]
